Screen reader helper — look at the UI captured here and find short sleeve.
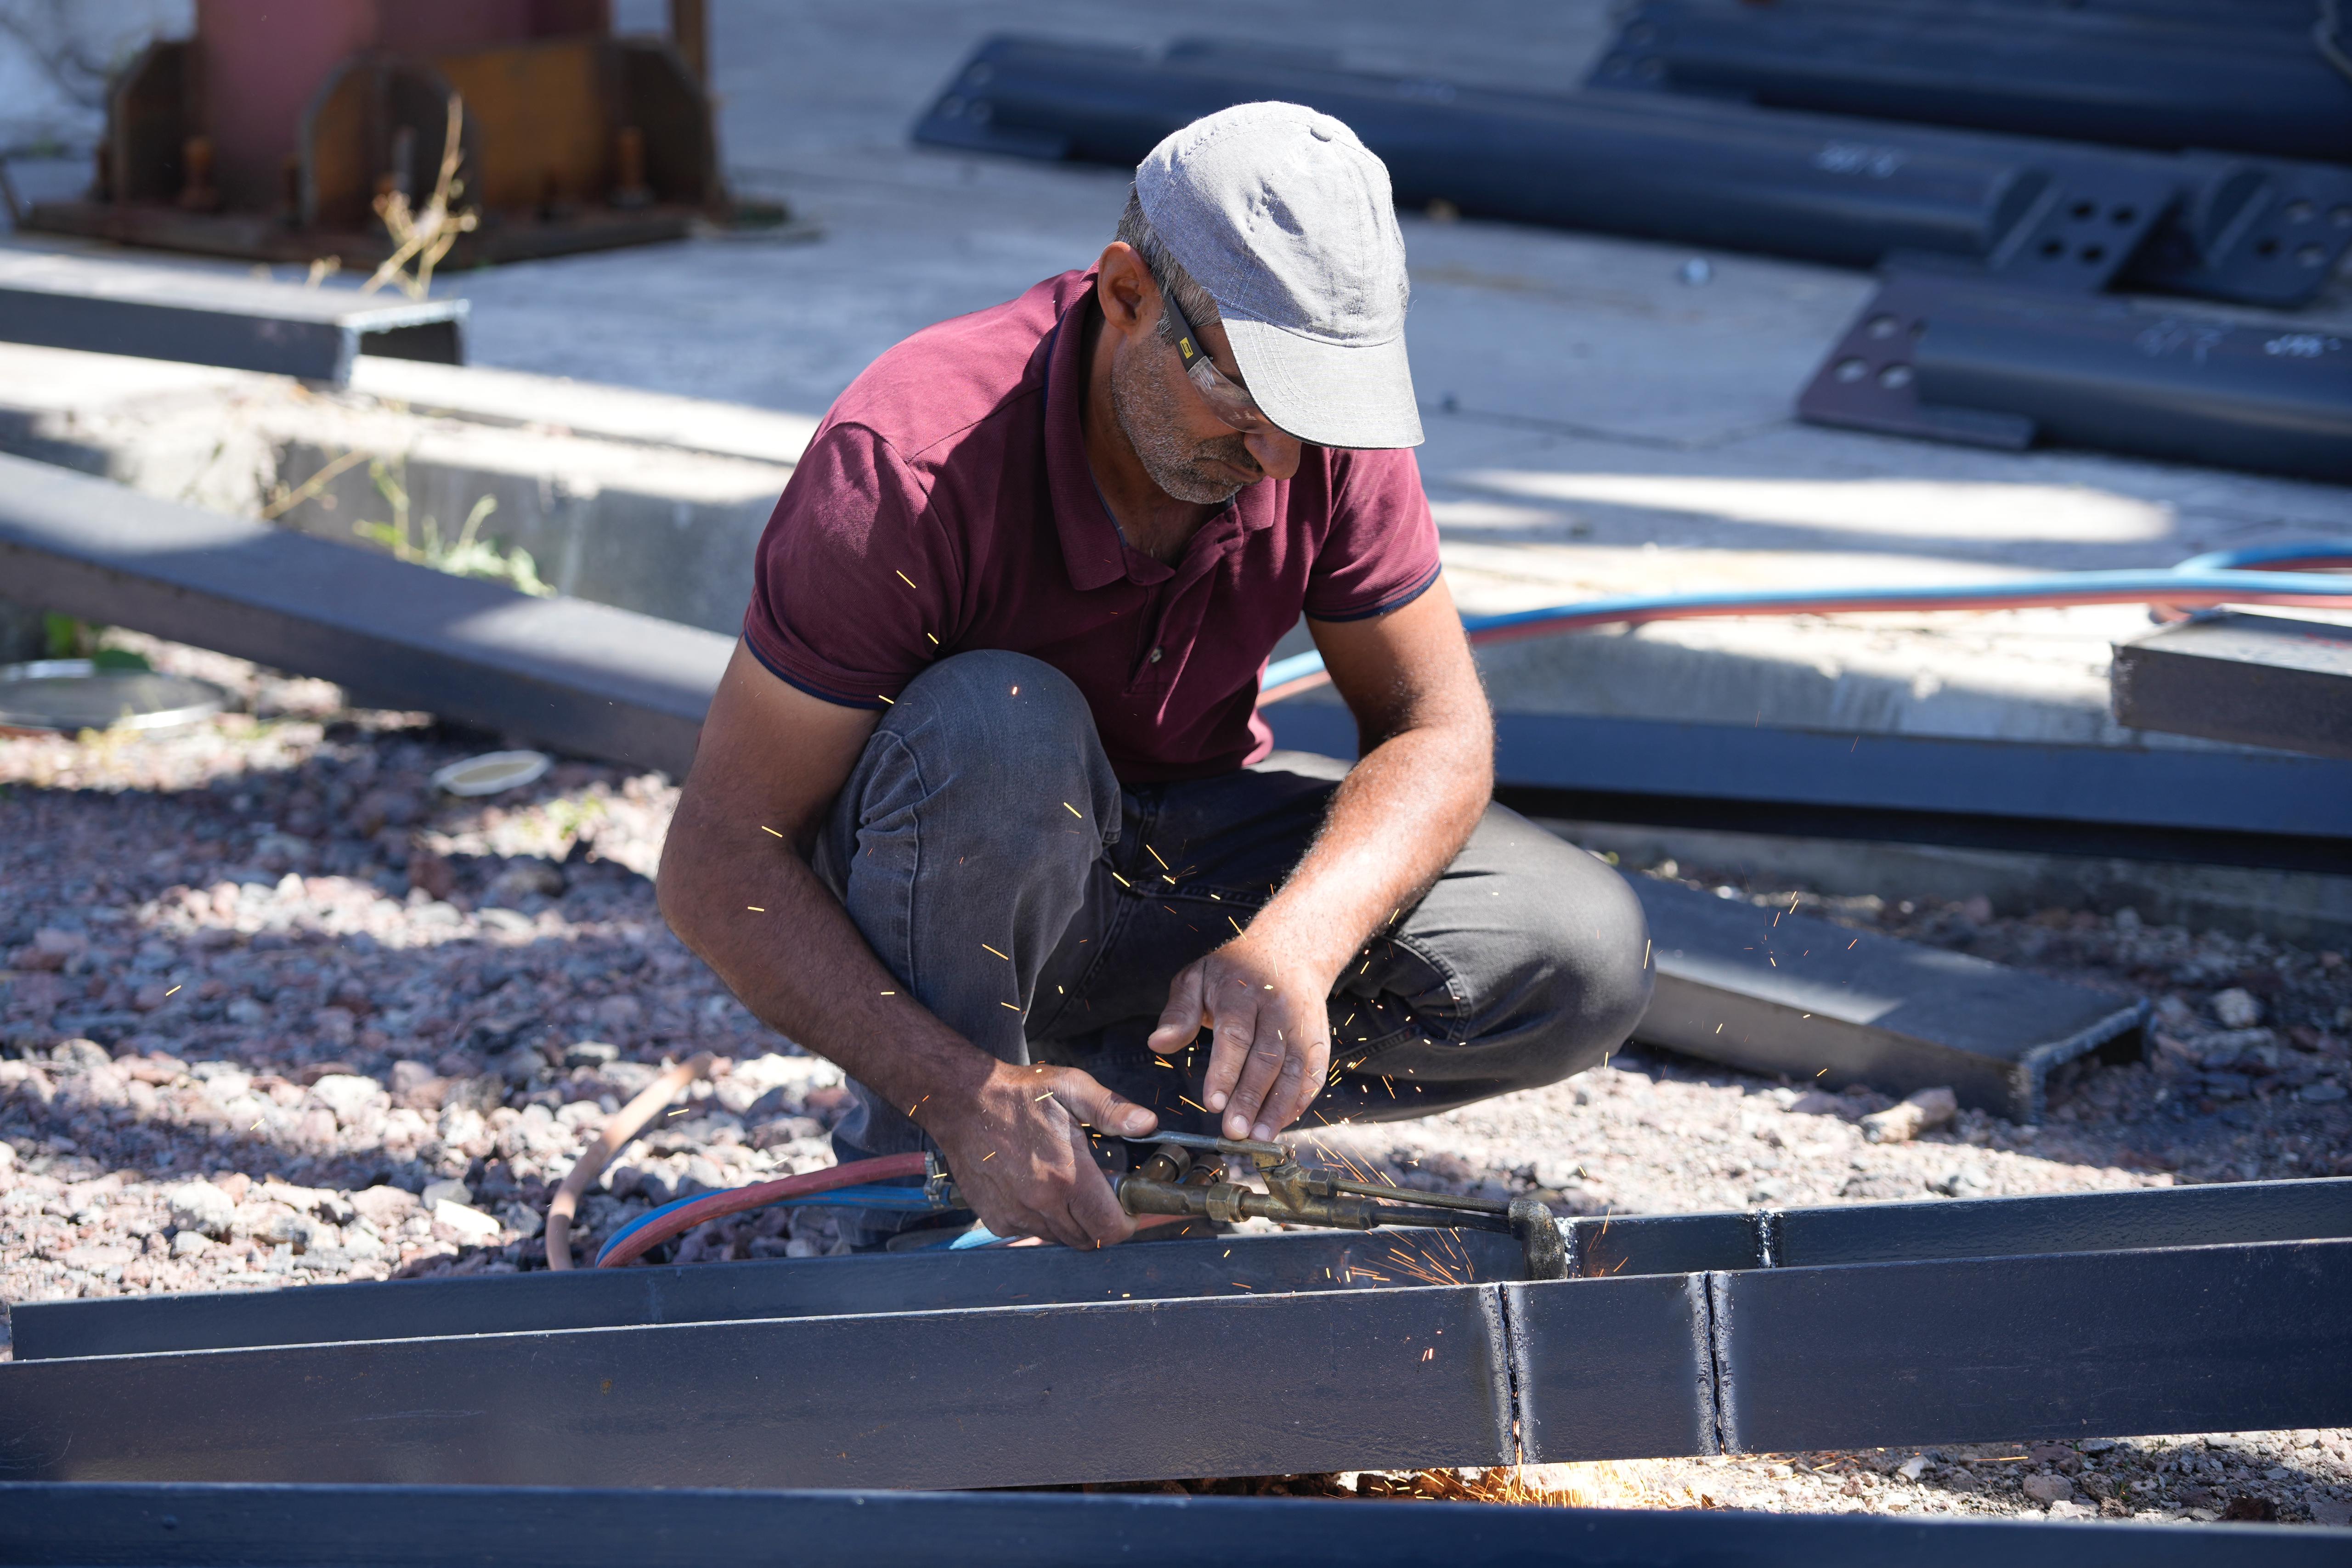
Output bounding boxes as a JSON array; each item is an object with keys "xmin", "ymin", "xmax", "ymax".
[
  {"xmin": 742, "ymin": 421, "xmax": 954, "ymax": 708},
  {"xmin": 1300, "ymin": 446, "xmax": 1442, "ymax": 623}
]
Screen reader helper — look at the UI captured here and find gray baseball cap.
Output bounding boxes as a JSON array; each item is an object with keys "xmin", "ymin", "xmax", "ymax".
[{"xmin": 1136, "ymin": 102, "xmax": 1422, "ymax": 450}]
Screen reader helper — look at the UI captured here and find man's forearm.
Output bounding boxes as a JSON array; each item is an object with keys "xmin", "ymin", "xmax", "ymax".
[
  {"xmin": 656, "ymin": 801, "xmax": 992, "ymax": 1128},
  {"xmin": 1261, "ymin": 716, "xmax": 1493, "ymax": 975}
]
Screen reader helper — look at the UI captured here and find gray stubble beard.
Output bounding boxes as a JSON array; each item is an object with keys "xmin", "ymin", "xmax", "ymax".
[{"xmin": 1110, "ymin": 342, "xmax": 1259, "ymax": 507}]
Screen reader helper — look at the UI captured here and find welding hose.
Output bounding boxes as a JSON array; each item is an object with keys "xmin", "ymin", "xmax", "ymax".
[
  {"xmin": 545, "ymin": 1053, "xmax": 714, "ymax": 1270},
  {"xmin": 1256, "ymin": 541, "xmax": 2352, "ymax": 705},
  {"xmin": 594, "ymin": 1153, "xmax": 935, "ymax": 1268}
]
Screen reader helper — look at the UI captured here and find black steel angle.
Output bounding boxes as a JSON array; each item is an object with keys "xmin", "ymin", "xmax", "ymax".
[
  {"xmin": 2112, "ymin": 612, "xmax": 2352, "ymax": 762},
  {"xmin": 1769, "ymin": 1177, "xmax": 2352, "ymax": 1270},
  {"xmin": 1, "ymin": 1483, "xmax": 2342, "ymax": 1568},
  {"xmin": 916, "ymin": 38, "xmax": 2165, "ymax": 282},
  {"xmin": 1562, "ymin": 1179, "xmax": 2352, "ymax": 1280},
  {"xmin": 1589, "ymin": 0, "xmax": 2352, "ymax": 165},
  {"xmin": 1629, "ymin": 874, "xmax": 2146, "ymax": 1121},
  {"xmin": 1709, "ymin": 1236, "xmax": 2352, "ymax": 1454},
  {"xmin": 1797, "ymin": 270, "xmax": 2352, "ymax": 482},
  {"xmin": 918, "ymin": 34, "xmax": 2352, "ymax": 308},
  {"xmin": 1266, "ymin": 703, "xmax": 2352, "ymax": 846},
  {"xmin": 0, "ymin": 1287, "xmax": 1527, "ymax": 1489},
  {"xmin": 4, "ymin": 1226, "xmax": 1525, "ymax": 1361}
]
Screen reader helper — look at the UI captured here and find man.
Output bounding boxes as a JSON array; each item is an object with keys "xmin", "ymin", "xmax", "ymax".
[{"xmin": 658, "ymin": 102, "xmax": 1651, "ymax": 1252}]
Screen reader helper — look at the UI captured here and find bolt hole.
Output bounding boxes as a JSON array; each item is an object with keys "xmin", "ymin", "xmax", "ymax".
[
  {"xmin": 2284, "ymin": 200, "xmax": 2314, "ymax": 223},
  {"xmin": 2079, "ymin": 244, "xmax": 2106, "ymax": 264},
  {"xmin": 2109, "ymin": 206, "xmax": 2136, "ymax": 226},
  {"xmin": 2255, "ymin": 237, "xmax": 2280, "ymax": 256},
  {"xmin": 2069, "ymin": 200, "xmax": 2095, "ymax": 220},
  {"xmin": 2040, "ymin": 238, "xmax": 2064, "ymax": 258},
  {"xmin": 1866, "ymin": 314, "xmax": 1902, "ymax": 339},
  {"xmin": 1878, "ymin": 364, "xmax": 1914, "ymax": 390},
  {"xmin": 1833, "ymin": 358, "xmax": 1869, "ymax": 384}
]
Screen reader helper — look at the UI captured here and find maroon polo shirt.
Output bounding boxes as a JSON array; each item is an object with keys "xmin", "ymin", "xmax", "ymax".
[{"xmin": 741, "ymin": 269, "xmax": 1442, "ymax": 784}]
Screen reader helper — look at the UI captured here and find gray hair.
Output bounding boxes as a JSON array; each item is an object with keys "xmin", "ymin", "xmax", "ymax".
[{"xmin": 1116, "ymin": 186, "xmax": 1222, "ymax": 347}]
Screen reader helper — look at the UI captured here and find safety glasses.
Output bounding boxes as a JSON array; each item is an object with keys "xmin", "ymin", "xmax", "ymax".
[{"xmin": 1159, "ymin": 288, "xmax": 1290, "ymax": 440}]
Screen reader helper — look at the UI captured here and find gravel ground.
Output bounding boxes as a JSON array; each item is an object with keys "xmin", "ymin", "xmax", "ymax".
[{"xmin": 2, "ymin": 637, "xmax": 2346, "ymax": 1529}]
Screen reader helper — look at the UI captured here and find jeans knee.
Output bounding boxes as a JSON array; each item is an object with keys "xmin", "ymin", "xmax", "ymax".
[
  {"xmin": 872, "ymin": 652, "xmax": 1116, "ymax": 843},
  {"xmin": 895, "ymin": 651, "xmax": 1091, "ymax": 753},
  {"xmin": 1521, "ymin": 859, "xmax": 1654, "ymax": 1080}
]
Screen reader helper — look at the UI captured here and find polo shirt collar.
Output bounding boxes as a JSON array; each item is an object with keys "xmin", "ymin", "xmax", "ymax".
[{"xmin": 1044, "ymin": 278, "xmax": 1132, "ymax": 593}]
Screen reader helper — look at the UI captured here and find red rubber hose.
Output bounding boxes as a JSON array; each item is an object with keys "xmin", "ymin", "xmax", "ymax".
[{"xmin": 595, "ymin": 1152, "xmax": 930, "ymax": 1268}]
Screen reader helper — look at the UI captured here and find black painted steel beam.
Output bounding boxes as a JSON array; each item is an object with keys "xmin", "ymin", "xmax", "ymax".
[
  {"xmin": 1, "ymin": 1226, "xmax": 1523, "ymax": 1360},
  {"xmin": 0, "ymin": 1279, "xmax": 1546, "ymax": 1487},
  {"xmin": 1565, "ymin": 1175, "xmax": 2352, "ymax": 1277},
  {"xmin": 1628, "ymin": 876, "xmax": 2146, "ymax": 1121},
  {"xmin": 915, "ymin": 35, "xmax": 2352, "ymax": 308},
  {"xmin": 3, "ymin": 1483, "xmax": 2340, "ymax": 1568},
  {"xmin": 0, "ymin": 454, "xmax": 727, "ymax": 776},
  {"xmin": 2112, "ymin": 612, "xmax": 2352, "ymax": 763},
  {"xmin": 1710, "ymin": 1237, "xmax": 2352, "ymax": 1454},
  {"xmin": 2, "ymin": 1232, "xmax": 2346, "ymax": 1487},
  {"xmin": 1797, "ymin": 268, "xmax": 2352, "ymax": 480},
  {"xmin": 16, "ymin": 1178, "xmax": 2346, "ymax": 1363},
  {"xmin": 1265, "ymin": 705, "xmax": 2352, "ymax": 852},
  {"xmin": 0, "ymin": 252, "xmax": 465, "ymax": 384},
  {"xmin": 1589, "ymin": 0, "xmax": 2352, "ymax": 165}
]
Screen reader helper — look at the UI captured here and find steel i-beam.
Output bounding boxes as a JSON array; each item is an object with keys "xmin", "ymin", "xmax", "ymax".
[{"xmin": 0, "ymin": 1235, "xmax": 2343, "ymax": 1488}]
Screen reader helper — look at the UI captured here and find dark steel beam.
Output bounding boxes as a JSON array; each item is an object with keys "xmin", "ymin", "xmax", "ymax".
[
  {"xmin": 18, "ymin": 1178, "xmax": 2347, "ymax": 1362},
  {"xmin": 1798, "ymin": 269, "xmax": 2352, "ymax": 482},
  {"xmin": 2, "ymin": 1227, "xmax": 1525, "ymax": 1361},
  {"xmin": 0, "ymin": 453, "xmax": 726, "ymax": 776},
  {"xmin": 1628, "ymin": 875, "xmax": 2147, "ymax": 1122},
  {"xmin": 2, "ymin": 1483, "xmax": 2339, "ymax": 1568},
  {"xmin": 0, "ymin": 1281, "xmax": 1551, "ymax": 1488},
  {"xmin": 1708, "ymin": 1237, "xmax": 2352, "ymax": 1455},
  {"xmin": 2113, "ymin": 612, "xmax": 2352, "ymax": 763},
  {"xmin": 915, "ymin": 35, "xmax": 2352, "ymax": 309},
  {"xmin": 1564, "ymin": 1176, "xmax": 2352, "ymax": 1277},
  {"xmin": 0, "ymin": 252, "xmax": 465, "ymax": 384},
  {"xmin": 1264, "ymin": 704, "xmax": 2352, "ymax": 849},
  {"xmin": 1589, "ymin": 0, "xmax": 2352, "ymax": 165},
  {"xmin": 4, "ymin": 1234, "xmax": 2347, "ymax": 1488}
]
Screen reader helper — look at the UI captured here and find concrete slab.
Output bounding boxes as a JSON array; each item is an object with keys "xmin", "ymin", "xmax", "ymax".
[{"xmin": 0, "ymin": 343, "xmax": 795, "ymax": 635}]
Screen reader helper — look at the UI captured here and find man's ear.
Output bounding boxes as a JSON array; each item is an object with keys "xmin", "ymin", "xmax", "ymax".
[{"xmin": 1094, "ymin": 242, "xmax": 1155, "ymax": 341}]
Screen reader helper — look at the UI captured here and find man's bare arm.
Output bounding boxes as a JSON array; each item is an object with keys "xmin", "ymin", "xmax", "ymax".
[
  {"xmin": 1148, "ymin": 578, "xmax": 1493, "ymax": 1139},
  {"xmin": 657, "ymin": 642, "xmax": 1150, "ymax": 1248}
]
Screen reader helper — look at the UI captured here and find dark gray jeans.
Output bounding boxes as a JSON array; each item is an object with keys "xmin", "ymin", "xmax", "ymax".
[{"xmin": 813, "ymin": 650, "xmax": 1653, "ymax": 1167}]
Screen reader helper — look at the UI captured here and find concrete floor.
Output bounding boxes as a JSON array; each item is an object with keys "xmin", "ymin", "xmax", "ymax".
[{"xmin": 6, "ymin": 0, "xmax": 2350, "ymax": 748}]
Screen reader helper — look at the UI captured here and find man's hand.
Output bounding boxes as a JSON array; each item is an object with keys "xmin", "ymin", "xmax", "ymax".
[
  {"xmin": 926, "ymin": 1061, "xmax": 1157, "ymax": 1250},
  {"xmin": 1148, "ymin": 924, "xmax": 1335, "ymax": 1142}
]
